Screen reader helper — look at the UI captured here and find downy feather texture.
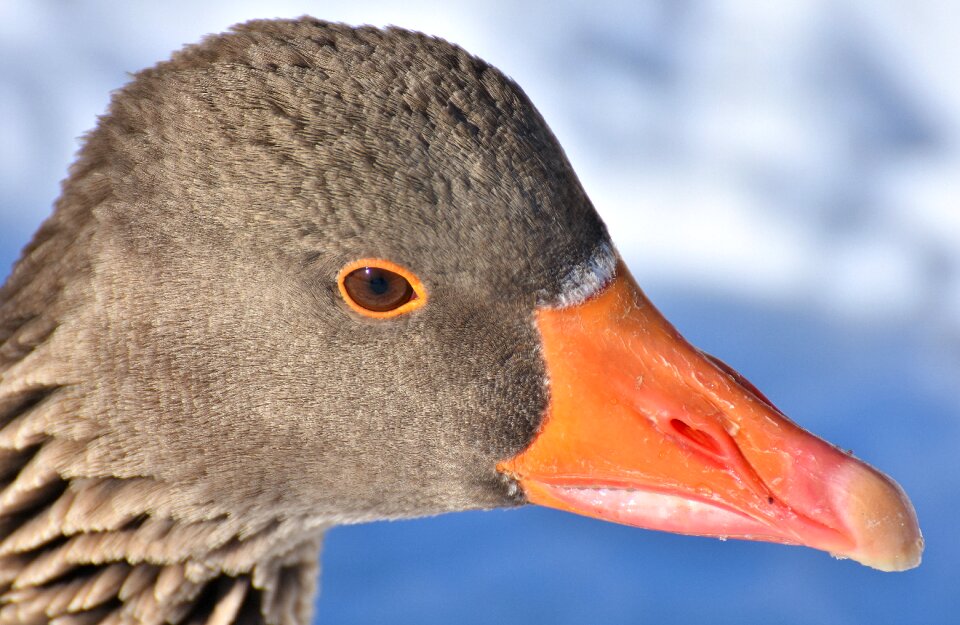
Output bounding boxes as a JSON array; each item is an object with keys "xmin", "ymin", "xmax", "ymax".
[{"xmin": 0, "ymin": 16, "xmax": 611, "ymax": 625}]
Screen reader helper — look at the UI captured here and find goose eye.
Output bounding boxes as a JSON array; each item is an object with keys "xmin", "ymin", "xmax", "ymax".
[{"xmin": 337, "ymin": 259, "xmax": 427, "ymax": 318}]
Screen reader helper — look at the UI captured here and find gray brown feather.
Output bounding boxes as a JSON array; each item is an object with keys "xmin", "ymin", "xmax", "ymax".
[{"xmin": 0, "ymin": 16, "xmax": 611, "ymax": 625}]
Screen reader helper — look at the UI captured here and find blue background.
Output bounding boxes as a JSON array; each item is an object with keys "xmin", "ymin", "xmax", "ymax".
[{"xmin": 2, "ymin": 2, "xmax": 957, "ymax": 624}]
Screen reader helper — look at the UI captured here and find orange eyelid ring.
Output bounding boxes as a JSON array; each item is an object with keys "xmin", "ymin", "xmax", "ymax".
[{"xmin": 336, "ymin": 258, "xmax": 428, "ymax": 319}]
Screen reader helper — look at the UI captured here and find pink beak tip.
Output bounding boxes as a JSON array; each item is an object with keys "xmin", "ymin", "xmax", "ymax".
[{"xmin": 832, "ymin": 459, "xmax": 923, "ymax": 572}]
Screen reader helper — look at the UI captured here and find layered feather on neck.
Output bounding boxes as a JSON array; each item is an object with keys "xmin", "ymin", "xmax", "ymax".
[{"xmin": 0, "ymin": 138, "xmax": 323, "ymax": 625}]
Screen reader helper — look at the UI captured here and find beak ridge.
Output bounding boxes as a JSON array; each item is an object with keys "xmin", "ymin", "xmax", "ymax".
[{"xmin": 499, "ymin": 261, "xmax": 922, "ymax": 571}]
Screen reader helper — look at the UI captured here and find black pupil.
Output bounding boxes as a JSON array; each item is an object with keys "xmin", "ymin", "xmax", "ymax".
[
  {"xmin": 368, "ymin": 273, "xmax": 390, "ymax": 295},
  {"xmin": 344, "ymin": 266, "xmax": 415, "ymax": 313}
]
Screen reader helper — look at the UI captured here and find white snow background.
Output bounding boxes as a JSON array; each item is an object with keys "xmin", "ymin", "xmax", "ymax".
[{"xmin": 1, "ymin": 2, "xmax": 957, "ymax": 624}]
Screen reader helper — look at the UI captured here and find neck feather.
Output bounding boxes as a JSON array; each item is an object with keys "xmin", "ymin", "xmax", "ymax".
[{"xmin": 0, "ymin": 204, "xmax": 323, "ymax": 625}]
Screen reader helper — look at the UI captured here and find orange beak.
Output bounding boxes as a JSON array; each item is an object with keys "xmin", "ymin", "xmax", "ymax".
[{"xmin": 499, "ymin": 261, "xmax": 922, "ymax": 571}]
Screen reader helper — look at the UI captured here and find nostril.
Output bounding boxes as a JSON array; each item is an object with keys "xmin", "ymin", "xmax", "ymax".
[{"xmin": 670, "ymin": 419, "xmax": 725, "ymax": 458}]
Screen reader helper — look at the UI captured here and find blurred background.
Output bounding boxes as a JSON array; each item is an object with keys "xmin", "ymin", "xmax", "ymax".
[{"xmin": 1, "ymin": 1, "xmax": 957, "ymax": 623}]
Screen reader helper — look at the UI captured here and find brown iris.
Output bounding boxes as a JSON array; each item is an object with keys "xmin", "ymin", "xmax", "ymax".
[{"xmin": 337, "ymin": 259, "xmax": 427, "ymax": 318}]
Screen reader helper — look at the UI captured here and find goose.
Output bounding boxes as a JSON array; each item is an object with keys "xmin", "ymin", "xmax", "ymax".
[{"xmin": 0, "ymin": 17, "xmax": 922, "ymax": 625}]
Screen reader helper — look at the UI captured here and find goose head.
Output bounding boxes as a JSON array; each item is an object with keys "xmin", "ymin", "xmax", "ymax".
[{"xmin": 0, "ymin": 17, "xmax": 921, "ymax": 625}]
